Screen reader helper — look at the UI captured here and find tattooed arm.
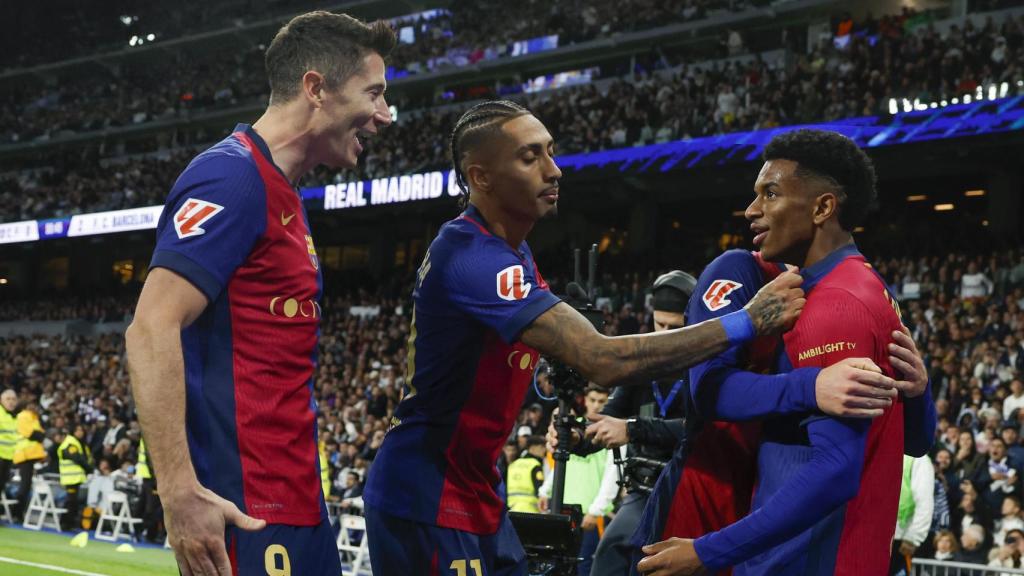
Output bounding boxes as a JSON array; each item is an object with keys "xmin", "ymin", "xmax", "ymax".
[{"xmin": 521, "ymin": 271, "xmax": 805, "ymax": 388}]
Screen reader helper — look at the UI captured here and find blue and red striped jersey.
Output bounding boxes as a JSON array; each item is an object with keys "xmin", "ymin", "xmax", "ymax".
[
  {"xmin": 695, "ymin": 244, "xmax": 911, "ymax": 575},
  {"xmin": 364, "ymin": 204, "xmax": 561, "ymax": 535},
  {"xmin": 150, "ymin": 123, "xmax": 326, "ymax": 526}
]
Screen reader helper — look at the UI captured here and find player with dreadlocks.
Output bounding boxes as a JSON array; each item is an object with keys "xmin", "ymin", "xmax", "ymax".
[{"xmin": 362, "ymin": 103, "xmax": 892, "ymax": 575}]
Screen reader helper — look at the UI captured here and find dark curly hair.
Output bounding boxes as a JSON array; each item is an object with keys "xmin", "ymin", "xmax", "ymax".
[
  {"xmin": 449, "ymin": 100, "xmax": 531, "ymax": 207},
  {"xmin": 763, "ymin": 129, "xmax": 877, "ymax": 231}
]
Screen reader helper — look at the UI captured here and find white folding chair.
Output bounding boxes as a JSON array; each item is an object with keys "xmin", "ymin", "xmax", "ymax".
[
  {"xmin": 22, "ymin": 479, "xmax": 65, "ymax": 531},
  {"xmin": 0, "ymin": 492, "xmax": 16, "ymax": 523},
  {"xmin": 337, "ymin": 514, "xmax": 371, "ymax": 576},
  {"xmin": 94, "ymin": 490, "xmax": 142, "ymax": 542}
]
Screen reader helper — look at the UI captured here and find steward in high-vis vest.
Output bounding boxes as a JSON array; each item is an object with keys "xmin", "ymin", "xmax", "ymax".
[
  {"xmin": 0, "ymin": 389, "xmax": 18, "ymax": 508},
  {"xmin": 319, "ymin": 439, "xmax": 331, "ymax": 500},
  {"xmin": 507, "ymin": 436, "xmax": 547, "ymax": 513},
  {"xmin": 137, "ymin": 436, "xmax": 163, "ymax": 543},
  {"xmin": 13, "ymin": 400, "xmax": 46, "ymax": 521},
  {"xmin": 58, "ymin": 424, "xmax": 94, "ymax": 531}
]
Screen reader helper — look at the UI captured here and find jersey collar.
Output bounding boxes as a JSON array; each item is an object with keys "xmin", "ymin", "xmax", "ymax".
[
  {"xmin": 461, "ymin": 204, "xmax": 531, "ymax": 257},
  {"xmin": 800, "ymin": 243, "xmax": 862, "ymax": 293},
  {"xmin": 234, "ymin": 123, "xmax": 296, "ymax": 189}
]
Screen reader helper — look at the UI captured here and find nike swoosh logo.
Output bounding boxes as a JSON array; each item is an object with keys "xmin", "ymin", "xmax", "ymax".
[{"xmin": 281, "ymin": 211, "xmax": 296, "ymax": 226}]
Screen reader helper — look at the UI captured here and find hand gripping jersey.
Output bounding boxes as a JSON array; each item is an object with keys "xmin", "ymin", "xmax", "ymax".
[
  {"xmin": 632, "ymin": 250, "xmax": 795, "ymax": 576},
  {"xmin": 150, "ymin": 124, "xmax": 326, "ymax": 526},
  {"xmin": 634, "ymin": 247, "xmax": 936, "ymax": 576},
  {"xmin": 693, "ymin": 244, "xmax": 934, "ymax": 575},
  {"xmin": 364, "ymin": 204, "xmax": 561, "ymax": 534}
]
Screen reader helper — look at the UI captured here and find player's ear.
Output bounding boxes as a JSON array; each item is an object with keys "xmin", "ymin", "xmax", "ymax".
[
  {"xmin": 302, "ymin": 71, "xmax": 326, "ymax": 108},
  {"xmin": 812, "ymin": 191, "xmax": 839, "ymax": 226},
  {"xmin": 466, "ymin": 160, "xmax": 490, "ymax": 194}
]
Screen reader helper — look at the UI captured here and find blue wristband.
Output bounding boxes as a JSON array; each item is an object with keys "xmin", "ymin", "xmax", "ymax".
[{"xmin": 720, "ymin": 310, "xmax": 756, "ymax": 346}]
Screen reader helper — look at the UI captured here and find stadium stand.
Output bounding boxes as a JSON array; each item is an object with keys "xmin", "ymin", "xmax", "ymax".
[
  {"xmin": 2, "ymin": 1, "xmax": 1024, "ymax": 573},
  {"xmin": 1, "ymin": 6, "xmax": 1022, "ymax": 223}
]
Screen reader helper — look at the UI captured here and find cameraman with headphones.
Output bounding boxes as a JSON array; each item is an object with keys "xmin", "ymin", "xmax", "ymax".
[{"xmin": 548, "ymin": 270, "xmax": 696, "ymax": 576}]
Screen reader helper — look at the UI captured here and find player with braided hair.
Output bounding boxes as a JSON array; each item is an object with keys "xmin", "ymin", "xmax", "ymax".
[{"xmin": 363, "ymin": 107, "xmax": 894, "ymax": 575}]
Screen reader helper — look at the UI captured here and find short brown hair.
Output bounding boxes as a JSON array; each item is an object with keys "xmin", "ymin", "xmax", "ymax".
[{"xmin": 265, "ymin": 11, "xmax": 396, "ymax": 104}]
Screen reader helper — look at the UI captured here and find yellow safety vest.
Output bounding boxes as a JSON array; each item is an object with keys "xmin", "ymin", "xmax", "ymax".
[
  {"xmin": 13, "ymin": 410, "xmax": 45, "ymax": 464},
  {"xmin": 0, "ymin": 407, "xmax": 16, "ymax": 461},
  {"xmin": 58, "ymin": 435, "xmax": 89, "ymax": 486},
  {"xmin": 319, "ymin": 442, "xmax": 330, "ymax": 498},
  {"xmin": 507, "ymin": 456, "xmax": 544, "ymax": 513},
  {"xmin": 137, "ymin": 437, "xmax": 152, "ymax": 480}
]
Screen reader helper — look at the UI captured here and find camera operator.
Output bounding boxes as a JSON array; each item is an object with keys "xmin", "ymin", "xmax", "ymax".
[{"xmin": 547, "ymin": 270, "xmax": 696, "ymax": 576}]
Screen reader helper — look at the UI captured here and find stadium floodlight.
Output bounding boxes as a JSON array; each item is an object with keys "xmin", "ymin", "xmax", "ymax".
[
  {"xmin": 964, "ymin": 94, "xmax": 972, "ymax": 104},
  {"xmin": 965, "ymin": 190, "xmax": 986, "ymax": 197},
  {"xmin": 854, "ymin": 226, "xmax": 865, "ymax": 233},
  {"xmin": 930, "ymin": 103, "xmax": 937, "ymax": 109},
  {"xmin": 146, "ymin": 33, "xmax": 155, "ymax": 41},
  {"xmin": 950, "ymin": 98, "xmax": 957, "ymax": 105},
  {"xmin": 120, "ymin": 15, "xmax": 133, "ymax": 25},
  {"xmin": 0, "ymin": 278, "xmax": 7, "ymax": 285},
  {"xmin": 934, "ymin": 203, "xmax": 955, "ymax": 212},
  {"xmin": 906, "ymin": 195, "xmax": 928, "ymax": 202},
  {"xmin": 128, "ymin": 36, "xmax": 138, "ymax": 46}
]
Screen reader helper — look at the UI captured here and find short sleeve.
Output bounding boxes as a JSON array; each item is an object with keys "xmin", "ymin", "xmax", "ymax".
[
  {"xmin": 443, "ymin": 238, "xmax": 561, "ymax": 343},
  {"xmin": 150, "ymin": 154, "xmax": 267, "ymax": 303},
  {"xmin": 686, "ymin": 250, "xmax": 767, "ymax": 325}
]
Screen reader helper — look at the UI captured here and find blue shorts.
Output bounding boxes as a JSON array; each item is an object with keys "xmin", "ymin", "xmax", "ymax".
[
  {"xmin": 224, "ymin": 517, "xmax": 341, "ymax": 576},
  {"xmin": 365, "ymin": 505, "xmax": 526, "ymax": 576}
]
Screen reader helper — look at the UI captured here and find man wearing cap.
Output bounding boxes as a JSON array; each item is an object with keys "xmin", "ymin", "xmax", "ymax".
[{"xmin": 547, "ymin": 270, "xmax": 699, "ymax": 576}]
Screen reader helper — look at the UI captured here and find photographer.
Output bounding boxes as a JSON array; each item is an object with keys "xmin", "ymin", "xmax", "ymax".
[{"xmin": 547, "ymin": 270, "xmax": 697, "ymax": 576}]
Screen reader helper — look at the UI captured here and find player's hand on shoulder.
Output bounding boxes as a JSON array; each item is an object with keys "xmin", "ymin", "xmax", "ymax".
[
  {"xmin": 816, "ymin": 357, "xmax": 898, "ymax": 418},
  {"xmin": 164, "ymin": 482, "xmax": 266, "ymax": 576},
  {"xmin": 744, "ymin": 270, "xmax": 805, "ymax": 336},
  {"xmin": 887, "ymin": 326, "xmax": 929, "ymax": 398},
  {"xmin": 637, "ymin": 537, "xmax": 707, "ymax": 576}
]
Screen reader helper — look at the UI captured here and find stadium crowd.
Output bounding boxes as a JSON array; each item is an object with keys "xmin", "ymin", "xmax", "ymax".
[
  {"xmin": 3, "ymin": 8, "xmax": 1023, "ymax": 223},
  {"xmin": 3, "ymin": 247, "xmax": 1024, "ymax": 569},
  {"xmin": 0, "ymin": 0, "xmax": 762, "ymax": 145}
]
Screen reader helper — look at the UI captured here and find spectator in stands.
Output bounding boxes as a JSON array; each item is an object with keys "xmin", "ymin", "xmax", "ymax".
[
  {"xmin": 1003, "ymin": 426, "xmax": 1024, "ymax": 464},
  {"xmin": 963, "ymin": 261, "xmax": 996, "ymax": 300},
  {"xmin": 961, "ymin": 524, "xmax": 990, "ymax": 564},
  {"xmin": 934, "ymin": 529, "xmax": 963, "ymax": 561},
  {"xmin": 957, "ymin": 430, "xmax": 988, "ymax": 483},
  {"xmin": 989, "ymin": 527, "xmax": 1024, "ymax": 570},
  {"xmin": 1005, "ymin": 380, "xmax": 1024, "ymax": 421},
  {"xmin": 994, "ymin": 496, "xmax": 1024, "ymax": 546},
  {"xmin": 980, "ymin": 438, "xmax": 1022, "ymax": 511}
]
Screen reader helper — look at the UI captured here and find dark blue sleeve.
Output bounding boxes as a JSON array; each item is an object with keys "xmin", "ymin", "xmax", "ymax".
[
  {"xmin": 442, "ymin": 235, "xmax": 560, "ymax": 343},
  {"xmin": 687, "ymin": 251, "xmax": 821, "ymax": 420},
  {"xmin": 692, "ymin": 416, "xmax": 870, "ymax": 571},
  {"xmin": 149, "ymin": 154, "xmax": 266, "ymax": 302},
  {"xmin": 903, "ymin": 379, "xmax": 937, "ymax": 457}
]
